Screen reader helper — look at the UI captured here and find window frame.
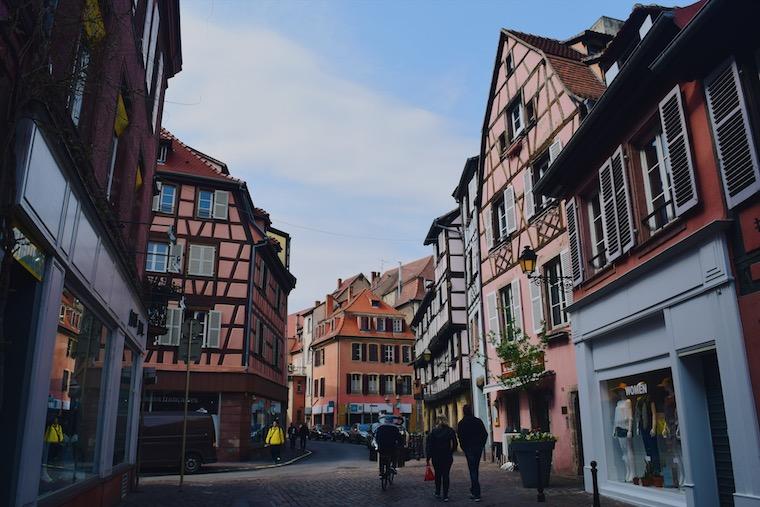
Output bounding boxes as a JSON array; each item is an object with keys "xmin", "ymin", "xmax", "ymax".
[
  {"xmin": 637, "ymin": 129, "xmax": 675, "ymax": 233},
  {"xmin": 507, "ymin": 95, "xmax": 525, "ymax": 142},
  {"xmin": 543, "ymin": 257, "xmax": 568, "ymax": 329},
  {"xmin": 197, "ymin": 189, "xmax": 214, "ymax": 219},
  {"xmin": 187, "ymin": 244, "xmax": 216, "ymax": 277},
  {"xmin": 351, "ymin": 343, "xmax": 362, "ymax": 361},
  {"xmin": 146, "ymin": 241, "xmax": 169, "ymax": 272},
  {"xmin": 158, "ymin": 184, "xmax": 176, "ymax": 214}
]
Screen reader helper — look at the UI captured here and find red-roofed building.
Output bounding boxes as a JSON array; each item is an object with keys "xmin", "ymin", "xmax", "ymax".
[
  {"xmin": 143, "ymin": 132, "xmax": 296, "ymax": 461},
  {"xmin": 310, "ymin": 288, "xmax": 417, "ymax": 429},
  {"xmin": 370, "ymin": 256, "xmax": 434, "ymax": 324}
]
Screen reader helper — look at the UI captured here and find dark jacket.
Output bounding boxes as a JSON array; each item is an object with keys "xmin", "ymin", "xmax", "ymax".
[
  {"xmin": 375, "ymin": 423, "xmax": 404, "ymax": 452},
  {"xmin": 298, "ymin": 425, "xmax": 309, "ymax": 438},
  {"xmin": 288, "ymin": 426, "xmax": 298, "ymax": 438},
  {"xmin": 426, "ymin": 425, "xmax": 457, "ymax": 459},
  {"xmin": 457, "ymin": 415, "xmax": 488, "ymax": 454}
]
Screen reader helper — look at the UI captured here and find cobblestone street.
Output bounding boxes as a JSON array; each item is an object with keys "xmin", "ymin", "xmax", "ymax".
[{"xmin": 126, "ymin": 441, "xmax": 632, "ymax": 507}]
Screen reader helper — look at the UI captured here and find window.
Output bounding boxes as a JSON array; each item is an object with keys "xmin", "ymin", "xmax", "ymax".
[
  {"xmin": 392, "ymin": 319, "xmax": 403, "ymax": 333},
  {"xmin": 314, "ymin": 379, "xmax": 319, "ymax": 397},
  {"xmin": 197, "ymin": 190, "xmax": 229, "ymax": 220},
  {"xmin": 153, "ymin": 183, "xmax": 176, "ymax": 214},
  {"xmin": 69, "ymin": 36, "xmax": 90, "ymax": 126},
  {"xmin": 142, "ymin": 0, "xmax": 160, "ymax": 90},
  {"xmin": 383, "ymin": 344, "xmax": 394, "ymax": 363},
  {"xmin": 188, "ymin": 244, "xmax": 215, "ymax": 276},
  {"xmin": 151, "ymin": 52, "xmax": 164, "ymax": 132},
  {"xmin": 525, "ymin": 96, "xmax": 536, "ymax": 125},
  {"xmin": 507, "ymin": 97, "xmax": 524, "ymax": 142},
  {"xmin": 505, "ymin": 51, "xmax": 514, "ymax": 76},
  {"xmin": 402, "ymin": 346, "xmax": 411, "ymax": 363},
  {"xmin": 351, "ymin": 343, "xmax": 362, "ymax": 361},
  {"xmin": 255, "ymin": 320, "xmax": 264, "ymax": 354},
  {"xmin": 274, "ymin": 338, "xmax": 282, "ymax": 368},
  {"xmin": 359, "ymin": 316, "xmax": 370, "ymax": 331},
  {"xmin": 146, "ymin": 242, "xmax": 168, "ymax": 272},
  {"xmin": 587, "ymin": 190, "xmax": 606, "ymax": 269},
  {"xmin": 297, "ymin": 381, "xmax": 303, "ymax": 393},
  {"xmin": 498, "ymin": 131, "xmax": 508, "ymax": 158},
  {"xmin": 639, "ymin": 132, "xmax": 674, "ymax": 232},
  {"xmin": 368, "ymin": 344, "xmax": 379, "ymax": 362},
  {"xmin": 197, "ymin": 190, "xmax": 213, "ymax": 218},
  {"xmin": 320, "ymin": 377, "xmax": 325, "ymax": 397},
  {"xmin": 157, "ymin": 307, "xmax": 182, "ymax": 345},
  {"xmin": 157, "ymin": 143, "xmax": 168, "ymax": 164},
  {"xmin": 368, "ymin": 374, "xmax": 379, "ymax": 394},
  {"xmin": 314, "ymin": 348, "xmax": 325, "ymax": 367},
  {"xmin": 193, "ymin": 310, "xmax": 222, "ymax": 348},
  {"xmin": 350, "ymin": 373, "xmax": 362, "ymax": 394},
  {"xmin": 260, "ymin": 263, "xmax": 269, "ymax": 290},
  {"xmin": 384, "ymin": 375, "xmax": 395, "ymax": 395},
  {"xmin": 376, "ymin": 318, "xmax": 386, "ymax": 332},
  {"xmin": 399, "ymin": 376, "xmax": 412, "ymax": 395},
  {"xmin": 531, "ymin": 151, "xmax": 551, "ymax": 210},
  {"xmin": 499, "ymin": 279, "xmax": 522, "ymax": 341},
  {"xmin": 543, "ymin": 257, "xmax": 568, "ymax": 328},
  {"xmin": 371, "ymin": 299, "xmax": 380, "ymax": 308},
  {"xmin": 61, "ymin": 369, "xmax": 71, "ymax": 392},
  {"xmin": 106, "ymin": 134, "xmax": 118, "ymax": 199}
]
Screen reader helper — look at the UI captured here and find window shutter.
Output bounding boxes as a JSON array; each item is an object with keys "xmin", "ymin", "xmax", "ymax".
[
  {"xmin": 548, "ymin": 139, "xmax": 563, "ymax": 163},
  {"xmin": 485, "ymin": 207, "xmax": 494, "ymax": 248},
  {"xmin": 658, "ymin": 85, "xmax": 698, "ymax": 215},
  {"xmin": 320, "ymin": 378, "xmax": 325, "ymax": 397},
  {"xmin": 524, "ymin": 169, "xmax": 535, "ymax": 220},
  {"xmin": 510, "ymin": 278, "xmax": 523, "ymax": 336},
  {"xmin": 346, "ymin": 374, "xmax": 351, "ymax": 394},
  {"xmin": 213, "ymin": 190, "xmax": 229, "ymax": 219},
  {"xmin": 379, "ymin": 375, "xmax": 386, "ymax": 395},
  {"xmin": 485, "ymin": 291, "xmax": 499, "ymax": 337},
  {"xmin": 565, "ymin": 198, "xmax": 584, "ymax": 286},
  {"xmin": 168, "ymin": 242, "xmax": 183, "ymax": 273},
  {"xmin": 361, "ymin": 343, "xmax": 367, "ymax": 361},
  {"xmin": 202, "ymin": 246, "xmax": 215, "ymax": 276},
  {"xmin": 362, "ymin": 374, "xmax": 368, "ymax": 395},
  {"xmin": 529, "ymin": 280, "xmax": 544, "ymax": 334},
  {"xmin": 598, "ymin": 160, "xmax": 621, "ymax": 262},
  {"xmin": 394, "ymin": 345, "xmax": 400, "ymax": 363},
  {"xmin": 559, "ymin": 249, "xmax": 574, "ymax": 306},
  {"xmin": 504, "ymin": 186, "xmax": 516, "ymax": 234},
  {"xmin": 206, "ymin": 310, "xmax": 222, "ymax": 348},
  {"xmin": 162, "ymin": 307, "xmax": 182, "ymax": 346},
  {"xmin": 152, "ymin": 181, "xmax": 161, "ymax": 211},
  {"xmin": 704, "ymin": 59, "xmax": 760, "ymax": 209},
  {"xmin": 610, "ymin": 147, "xmax": 635, "ymax": 254},
  {"xmin": 188, "ymin": 245, "xmax": 201, "ymax": 275}
]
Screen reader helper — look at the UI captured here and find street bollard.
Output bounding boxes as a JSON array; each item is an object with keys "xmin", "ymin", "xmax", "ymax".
[
  {"xmin": 591, "ymin": 461, "xmax": 601, "ymax": 507},
  {"xmin": 536, "ymin": 450, "xmax": 546, "ymax": 503}
]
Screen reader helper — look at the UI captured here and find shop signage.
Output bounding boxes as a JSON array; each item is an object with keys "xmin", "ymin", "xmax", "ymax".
[
  {"xmin": 625, "ymin": 382, "xmax": 648, "ymax": 396},
  {"xmin": 12, "ymin": 227, "xmax": 45, "ymax": 281},
  {"xmin": 349, "ymin": 403, "xmax": 362, "ymax": 414}
]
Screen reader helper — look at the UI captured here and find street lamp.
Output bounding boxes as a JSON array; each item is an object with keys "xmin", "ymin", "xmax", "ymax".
[
  {"xmin": 422, "ymin": 348, "xmax": 432, "ymax": 363},
  {"xmin": 518, "ymin": 245, "xmax": 573, "ymax": 289}
]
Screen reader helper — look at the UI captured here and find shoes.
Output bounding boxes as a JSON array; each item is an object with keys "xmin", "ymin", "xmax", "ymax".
[
  {"xmin": 390, "ymin": 467, "xmax": 397, "ymax": 475},
  {"xmin": 443, "ymin": 497, "xmax": 449, "ymax": 502},
  {"xmin": 470, "ymin": 495, "xmax": 481, "ymax": 501}
]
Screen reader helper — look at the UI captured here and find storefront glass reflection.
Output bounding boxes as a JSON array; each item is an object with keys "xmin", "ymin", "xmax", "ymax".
[
  {"xmin": 251, "ymin": 398, "xmax": 282, "ymax": 444},
  {"xmin": 604, "ymin": 368, "xmax": 683, "ymax": 490},
  {"xmin": 40, "ymin": 288, "xmax": 109, "ymax": 497},
  {"xmin": 112, "ymin": 347, "xmax": 135, "ymax": 465}
]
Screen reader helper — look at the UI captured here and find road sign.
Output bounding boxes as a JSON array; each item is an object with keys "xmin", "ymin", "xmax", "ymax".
[{"xmin": 178, "ymin": 319, "xmax": 202, "ymax": 363}]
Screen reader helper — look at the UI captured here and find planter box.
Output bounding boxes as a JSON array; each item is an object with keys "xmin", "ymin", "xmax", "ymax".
[{"xmin": 511, "ymin": 440, "xmax": 555, "ymax": 488}]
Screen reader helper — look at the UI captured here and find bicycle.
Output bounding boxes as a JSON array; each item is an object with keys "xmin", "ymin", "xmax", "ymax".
[{"xmin": 378, "ymin": 452, "xmax": 395, "ymax": 490}]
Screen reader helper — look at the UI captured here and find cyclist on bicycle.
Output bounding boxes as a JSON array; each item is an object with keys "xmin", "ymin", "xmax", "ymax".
[{"xmin": 374, "ymin": 415, "xmax": 405, "ymax": 476}]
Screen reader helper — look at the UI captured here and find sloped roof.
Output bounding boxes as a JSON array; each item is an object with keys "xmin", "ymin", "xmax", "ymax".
[
  {"xmin": 158, "ymin": 129, "xmax": 242, "ymax": 184},
  {"xmin": 507, "ymin": 30, "xmax": 586, "ymax": 60},
  {"xmin": 546, "ymin": 56, "xmax": 606, "ymax": 100},
  {"xmin": 371, "ymin": 256, "xmax": 434, "ymax": 299}
]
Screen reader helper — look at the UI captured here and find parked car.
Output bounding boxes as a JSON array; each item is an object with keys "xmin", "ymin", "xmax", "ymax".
[
  {"xmin": 333, "ymin": 425, "xmax": 352, "ymax": 442},
  {"xmin": 139, "ymin": 412, "xmax": 217, "ymax": 474},
  {"xmin": 309, "ymin": 424, "xmax": 333, "ymax": 440},
  {"xmin": 367, "ymin": 416, "xmax": 408, "ymax": 461},
  {"xmin": 351, "ymin": 423, "xmax": 372, "ymax": 444}
]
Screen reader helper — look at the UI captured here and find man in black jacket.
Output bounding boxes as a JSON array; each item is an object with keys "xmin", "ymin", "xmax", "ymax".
[{"xmin": 457, "ymin": 405, "xmax": 488, "ymax": 502}]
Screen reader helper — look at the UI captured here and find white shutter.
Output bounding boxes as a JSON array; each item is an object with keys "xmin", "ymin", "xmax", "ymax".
[
  {"xmin": 610, "ymin": 146, "xmax": 635, "ymax": 254},
  {"xmin": 159, "ymin": 307, "xmax": 183, "ymax": 346},
  {"xmin": 485, "ymin": 207, "xmax": 494, "ymax": 249},
  {"xmin": 486, "ymin": 291, "xmax": 499, "ymax": 338},
  {"xmin": 598, "ymin": 160, "xmax": 621, "ymax": 262},
  {"xmin": 504, "ymin": 186, "xmax": 516, "ymax": 235},
  {"xmin": 529, "ymin": 279, "xmax": 544, "ymax": 334},
  {"xmin": 560, "ymin": 249, "xmax": 573, "ymax": 306},
  {"xmin": 510, "ymin": 278, "xmax": 523, "ymax": 336},
  {"xmin": 548, "ymin": 139, "xmax": 562, "ymax": 163},
  {"xmin": 704, "ymin": 59, "xmax": 760, "ymax": 209},
  {"xmin": 202, "ymin": 246, "xmax": 215, "ymax": 276},
  {"xmin": 524, "ymin": 169, "xmax": 535, "ymax": 220},
  {"xmin": 206, "ymin": 310, "xmax": 222, "ymax": 348},
  {"xmin": 168, "ymin": 242, "xmax": 183, "ymax": 273},
  {"xmin": 565, "ymin": 198, "xmax": 583, "ymax": 286},
  {"xmin": 213, "ymin": 190, "xmax": 229, "ymax": 220},
  {"xmin": 152, "ymin": 181, "xmax": 162, "ymax": 211},
  {"xmin": 658, "ymin": 86, "xmax": 698, "ymax": 216},
  {"xmin": 188, "ymin": 245, "xmax": 201, "ymax": 275}
]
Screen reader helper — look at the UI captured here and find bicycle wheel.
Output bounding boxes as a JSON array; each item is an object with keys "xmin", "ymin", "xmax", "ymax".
[
  {"xmin": 388, "ymin": 467, "xmax": 394, "ymax": 486},
  {"xmin": 380, "ymin": 461, "xmax": 388, "ymax": 491}
]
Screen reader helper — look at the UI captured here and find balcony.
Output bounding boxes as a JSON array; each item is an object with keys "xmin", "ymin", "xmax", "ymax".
[
  {"xmin": 144, "ymin": 275, "xmax": 182, "ymax": 338},
  {"xmin": 288, "ymin": 364, "xmax": 307, "ymax": 376}
]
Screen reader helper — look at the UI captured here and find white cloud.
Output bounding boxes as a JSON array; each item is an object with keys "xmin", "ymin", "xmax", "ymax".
[{"xmin": 164, "ymin": 8, "xmax": 476, "ymax": 309}]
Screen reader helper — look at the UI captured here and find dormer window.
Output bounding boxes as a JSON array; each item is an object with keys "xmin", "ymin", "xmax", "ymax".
[
  {"xmin": 505, "ymin": 51, "xmax": 515, "ymax": 76},
  {"xmin": 157, "ymin": 142, "xmax": 169, "ymax": 164},
  {"xmin": 371, "ymin": 299, "xmax": 380, "ymax": 308}
]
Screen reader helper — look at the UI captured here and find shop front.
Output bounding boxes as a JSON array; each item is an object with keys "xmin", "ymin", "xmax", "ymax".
[
  {"xmin": 573, "ymin": 234, "xmax": 760, "ymax": 507},
  {"xmin": 6, "ymin": 120, "xmax": 147, "ymax": 507}
]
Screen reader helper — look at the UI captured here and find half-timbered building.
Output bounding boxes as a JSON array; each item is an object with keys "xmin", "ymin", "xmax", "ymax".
[
  {"xmin": 144, "ymin": 131, "xmax": 296, "ymax": 461},
  {"xmin": 478, "ymin": 23, "xmax": 615, "ymax": 475}
]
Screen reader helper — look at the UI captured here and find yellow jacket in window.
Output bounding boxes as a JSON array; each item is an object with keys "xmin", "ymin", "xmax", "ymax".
[
  {"xmin": 266, "ymin": 424, "xmax": 285, "ymax": 446},
  {"xmin": 45, "ymin": 422, "xmax": 64, "ymax": 444}
]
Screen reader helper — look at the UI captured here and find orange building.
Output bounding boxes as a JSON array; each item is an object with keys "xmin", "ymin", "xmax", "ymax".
[{"xmin": 310, "ymin": 288, "xmax": 416, "ymax": 429}]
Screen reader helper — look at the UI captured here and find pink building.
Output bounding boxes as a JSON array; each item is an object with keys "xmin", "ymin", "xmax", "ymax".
[
  {"xmin": 477, "ymin": 24, "xmax": 616, "ymax": 475},
  {"xmin": 144, "ymin": 131, "xmax": 296, "ymax": 461}
]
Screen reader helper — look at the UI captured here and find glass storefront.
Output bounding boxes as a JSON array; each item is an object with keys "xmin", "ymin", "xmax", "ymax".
[
  {"xmin": 112, "ymin": 346, "xmax": 136, "ymax": 465},
  {"xmin": 603, "ymin": 368, "xmax": 683, "ymax": 490},
  {"xmin": 251, "ymin": 398, "xmax": 284, "ymax": 443},
  {"xmin": 40, "ymin": 288, "xmax": 110, "ymax": 497}
]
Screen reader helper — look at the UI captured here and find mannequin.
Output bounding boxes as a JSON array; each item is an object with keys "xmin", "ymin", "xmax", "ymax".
[
  {"xmin": 635, "ymin": 393, "xmax": 660, "ymax": 475},
  {"xmin": 612, "ymin": 385, "xmax": 635, "ymax": 482},
  {"xmin": 659, "ymin": 377, "xmax": 683, "ymax": 488}
]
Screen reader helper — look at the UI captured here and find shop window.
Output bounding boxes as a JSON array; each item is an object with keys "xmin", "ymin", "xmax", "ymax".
[
  {"xmin": 112, "ymin": 347, "xmax": 136, "ymax": 465},
  {"xmin": 604, "ymin": 368, "xmax": 683, "ymax": 490},
  {"xmin": 40, "ymin": 288, "xmax": 110, "ymax": 497}
]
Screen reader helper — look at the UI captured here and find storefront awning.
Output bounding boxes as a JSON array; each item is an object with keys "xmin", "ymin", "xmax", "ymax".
[{"xmin": 483, "ymin": 370, "xmax": 556, "ymax": 395}]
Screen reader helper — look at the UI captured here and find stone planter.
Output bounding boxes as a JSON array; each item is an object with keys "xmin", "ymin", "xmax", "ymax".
[{"xmin": 511, "ymin": 440, "xmax": 555, "ymax": 488}]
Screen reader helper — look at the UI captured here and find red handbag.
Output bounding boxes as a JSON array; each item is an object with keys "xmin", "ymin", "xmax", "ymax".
[{"xmin": 424, "ymin": 465, "xmax": 435, "ymax": 481}]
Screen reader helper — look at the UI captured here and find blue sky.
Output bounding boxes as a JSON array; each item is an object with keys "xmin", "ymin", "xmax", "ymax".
[{"xmin": 163, "ymin": 0, "xmax": 690, "ymax": 311}]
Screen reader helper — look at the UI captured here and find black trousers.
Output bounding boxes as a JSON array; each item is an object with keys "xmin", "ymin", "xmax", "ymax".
[
  {"xmin": 290, "ymin": 436, "xmax": 297, "ymax": 449},
  {"xmin": 270, "ymin": 444, "xmax": 282, "ymax": 462},
  {"xmin": 464, "ymin": 450, "xmax": 482, "ymax": 497},
  {"xmin": 432, "ymin": 456, "xmax": 453, "ymax": 497},
  {"xmin": 299, "ymin": 436, "xmax": 307, "ymax": 450}
]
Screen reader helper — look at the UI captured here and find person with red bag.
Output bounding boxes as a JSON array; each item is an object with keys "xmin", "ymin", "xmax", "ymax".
[{"xmin": 425, "ymin": 414, "xmax": 457, "ymax": 501}]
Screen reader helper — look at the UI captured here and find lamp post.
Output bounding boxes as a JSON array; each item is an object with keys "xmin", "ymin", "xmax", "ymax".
[
  {"xmin": 422, "ymin": 348, "xmax": 432, "ymax": 363},
  {"xmin": 518, "ymin": 245, "xmax": 574, "ymax": 289}
]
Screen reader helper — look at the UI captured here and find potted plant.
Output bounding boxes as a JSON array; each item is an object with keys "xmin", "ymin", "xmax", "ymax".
[{"xmin": 510, "ymin": 431, "xmax": 557, "ymax": 488}]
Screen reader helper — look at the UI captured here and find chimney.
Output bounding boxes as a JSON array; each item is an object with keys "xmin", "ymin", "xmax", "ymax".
[
  {"xmin": 314, "ymin": 300, "xmax": 320, "ymax": 308},
  {"xmin": 326, "ymin": 294, "xmax": 335, "ymax": 315},
  {"xmin": 337, "ymin": 278, "xmax": 343, "ymax": 289},
  {"xmin": 371, "ymin": 271, "xmax": 380, "ymax": 282}
]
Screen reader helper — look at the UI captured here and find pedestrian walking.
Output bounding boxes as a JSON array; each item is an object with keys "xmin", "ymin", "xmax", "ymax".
[
  {"xmin": 426, "ymin": 414, "xmax": 457, "ymax": 502},
  {"xmin": 298, "ymin": 423, "xmax": 309, "ymax": 450},
  {"xmin": 265, "ymin": 420, "xmax": 285, "ymax": 463},
  {"xmin": 457, "ymin": 404, "xmax": 488, "ymax": 502},
  {"xmin": 288, "ymin": 423, "xmax": 298, "ymax": 450}
]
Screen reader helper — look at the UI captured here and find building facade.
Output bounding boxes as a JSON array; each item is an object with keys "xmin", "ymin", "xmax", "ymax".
[
  {"xmin": 370, "ymin": 256, "xmax": 434, "ymax": 325},
  {"xmin": 535, "ymin": 2, "xmax": 760, "ymax": 505},
  {"xmin": 477, "ymin": 24, "xmax": 613, "ymax": 475},
  {"xmin": 287, "ymin": 311, "xmax": 307, "ymax": 425},
  {"xmin": 0, "ymin": 1, "xmax": 181, "ymax": 506},
  {"xmin": 310, "ymin": 288, "xmax": 416, "ymax": 429},
  {"xmin": 413, "ymin": 210, "xmax": 471, "ymax": 432},
  {"xmin": 143, "ymin": 132, "xmax": 296, "ymax": 461}
]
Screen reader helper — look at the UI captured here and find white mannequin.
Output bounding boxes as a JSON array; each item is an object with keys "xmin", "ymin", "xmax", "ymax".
[{"xmin": 612, "ymin": 389, "xmax": 635, "ymax": 482}]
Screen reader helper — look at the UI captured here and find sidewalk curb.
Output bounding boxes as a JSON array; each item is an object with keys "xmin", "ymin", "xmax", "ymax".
[{"xmin": 199, "ymin": 450, "xmax": 313, "ymax": 474}]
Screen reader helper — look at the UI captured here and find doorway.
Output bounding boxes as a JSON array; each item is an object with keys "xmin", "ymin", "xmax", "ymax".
[{"xmin": 702, "ymin": 353, "xmax": 735, "ymax": 506}]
